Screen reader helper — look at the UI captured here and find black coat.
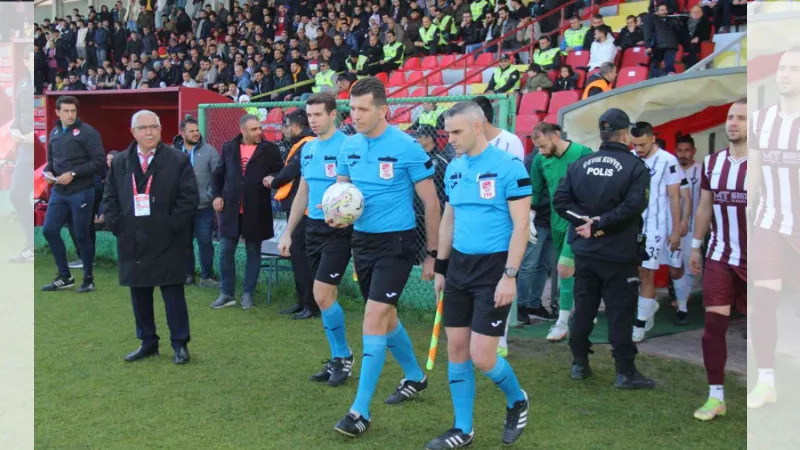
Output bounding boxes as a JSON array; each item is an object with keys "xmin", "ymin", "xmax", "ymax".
[
  {"xmin": 102, "ymin": 142, "xmax": 199, "ymax": 287},
  {"xmin": 211, "ymin": 136, "xmax": 283, "ymax": 241},
  {"xmin": 272, "ymin": 130, "xmax": 314, "ymax": 211}
]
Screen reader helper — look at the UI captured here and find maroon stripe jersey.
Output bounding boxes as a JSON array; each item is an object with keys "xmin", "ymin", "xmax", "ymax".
[{"xmin": 701, "ymin": 149, "xmax": 747, "ymax": 268}]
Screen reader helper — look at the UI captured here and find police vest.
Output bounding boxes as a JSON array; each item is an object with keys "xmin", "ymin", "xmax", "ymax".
[
  {"xmin": 492, "ymin": 66, "xmax": 520, "ymax": 91},
  {"xmin": 562, "ymin": 27, "xmax": 589, "ymax": 54},
  {"xmin": 418, "ymin": 107, "xmax": 445, "ymax": 127},
  {"xmin": 312, "ymin": 70, "xmax": 335, "ymax": 93},
  {"xmin": 435, "ymin": 15, "xmax": 457, "ymax": 36},
  {"xmin": 346, "ymin": 55, "xmax": 368, "ymax": 78},
  {"xmin": 419, "ymin": 25, "xmax": 444, "ymax": 48},
  {"xmin": 470, "ymin": 0, "xmax": 489, "ymax": 21},
  {"xmin": 581, "ymin": 78, "xmax": 611, "ymax": 99},
  {"xmin": 383, "ymin": 41, "xmax": 404, "ymax": 64},
  {"xmin": 533, "ymin": 47, "xmax": 559, "ymax": 67}
]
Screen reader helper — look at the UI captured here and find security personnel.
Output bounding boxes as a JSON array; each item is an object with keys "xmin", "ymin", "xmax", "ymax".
[
  {"xmin": 552, "ymin": 108, "xmax": 656, "ymax": 390},
  {"xmin": 410, "ymin": 102, "xmax": 446, "ymax": 130},
  {"xmin": 533, "ymin": 36, "xmax": 561, "ymax": 71},
  {"xmin": 426, "ymin": 101, "xmax": 531, "ymax": 449},
  {"xmin": 470, "ymin": 0, "xmax": 492, "ymax": 22},
  {"xmin": 561, "ymin": 15, "xmax": 590, "ymax": 55},
  {"xmin": 346, "ymin": 49, "xmax": 369, "ymax": 79},
  {"xmin": 433, "ymin": 8, "xmax": 457, "ymax": 45},
  {"xmin": 416, "ymin": 16, "xmax": 443, "ymax": 55},
  {"xmin": 485, "ymin": 54, "xmax": 520, "ymax": 94},
  {"xmin": 582, "ymin": 62, "xmax": 617, "ymax": 100},
  {"xmin": 312, "ymin": 60, "xmax": 337, "ymax": 93},
  {"xmin": 381, "ymin": 30, "xmax": 405, "ymax": 73}
]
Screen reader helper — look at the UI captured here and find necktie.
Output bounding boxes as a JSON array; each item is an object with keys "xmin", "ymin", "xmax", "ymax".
[{"xmin": 141, "ymin": 153, "xmax": 150, "ymax": 173}]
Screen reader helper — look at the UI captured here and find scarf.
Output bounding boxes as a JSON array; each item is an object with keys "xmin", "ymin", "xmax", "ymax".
[{"xmin": 687, "ymin": 17, "xmax": 699, "ymax": 37}]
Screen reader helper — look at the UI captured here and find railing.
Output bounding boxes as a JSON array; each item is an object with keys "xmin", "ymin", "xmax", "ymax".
[{"xmin": 684, "ymin": 31, "xmax": 747, "ymax": 72}]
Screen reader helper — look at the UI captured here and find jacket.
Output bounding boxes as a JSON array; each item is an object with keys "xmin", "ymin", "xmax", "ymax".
[
  {"xmin": 272, "ymin": 129, "xmax": 315, "ymax": 211},
  {"xmin": 46, "ymin": 119, "xmax": 106, "ymax": 196},
  {"xmin": 211, "ymin": 136, "xmax": 283, "ymax": 241},
  {"xmin": 178, "ymin": 136, "xmax": 219, "ymax": 209},
  {"xmin": 643, "ymin": 13, "xmax": 681, "ymax": 51},
  {"xmin": 102, "ymin": 142, "xmax": 199, "ymax": 287},
  {"xmin": 553, "ymin": 141, "xmax": 650, "ymax": 264}
]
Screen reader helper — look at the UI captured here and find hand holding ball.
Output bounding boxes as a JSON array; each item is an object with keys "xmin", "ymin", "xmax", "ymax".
[{"xmin": 322, "ymin": 182, "xmax": 364, "ymax": 227}]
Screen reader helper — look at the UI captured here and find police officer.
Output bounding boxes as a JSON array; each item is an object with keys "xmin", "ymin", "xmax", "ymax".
[
  {"xmin": 552, "ymin": 108, "xmax": 656, "ymax": 389},
  {"xmin": 485, "ymin": 54, "xmax": 520, "ymax": 94}
]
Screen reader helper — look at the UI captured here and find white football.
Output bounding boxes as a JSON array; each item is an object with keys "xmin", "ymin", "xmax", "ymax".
[{"xmin": 321, "ymin": 182, "xmax": 364, "ymax": 226}]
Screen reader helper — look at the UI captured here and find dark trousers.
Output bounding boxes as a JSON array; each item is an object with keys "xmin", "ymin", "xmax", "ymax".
[
  {"xmin": 290, "ymin": 215, "xmax": 316, "ymax": 311},
  {"xmin": 186, "ymin": 207, "xmax": 216, "ymax": 279},
  {"xmin": 10, "ymin": 146, "xmax": 33, "ymax": 250},
  {"xmin": 571, "ymin": 256, "xmax": 639, "ymax": 376},
  {"xmin": 130, "ymin": 284, "xmax": 191, "ymax": 351},
  {"xmin": 42, "ymin": 187, "xmax": 95, "ymax": 278},
  {"xmin": 380, "ymin": 61, "xmax": 401, "ymax": 74},
  {"xmin": 68, "ymin": 183, "xmax": 103, "ymax": 260},
  {"xmin": 650, "ymin": 48, "xmax": 677, "ymax": 77}
]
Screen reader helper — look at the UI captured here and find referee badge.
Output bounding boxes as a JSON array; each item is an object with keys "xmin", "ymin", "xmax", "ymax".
[
  {"xmin": 379, "ymin": 162, "xmax": 394, "ymax": 180},
  {"xmin": 479, "ymin": 179, "xmax": 496, "ymax": 199},
  {"xmin": 325, "ymin": 163, "xmax": 336, "ymax": 178},
  {"xmin": 73, "ymin": 129, "xmax": 81, "ymax": 136}
]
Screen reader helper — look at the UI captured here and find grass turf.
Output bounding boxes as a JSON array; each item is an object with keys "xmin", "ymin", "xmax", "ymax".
[{"xmin": 35, "ymin": 258, "xmax": 746, "ymax": 450}]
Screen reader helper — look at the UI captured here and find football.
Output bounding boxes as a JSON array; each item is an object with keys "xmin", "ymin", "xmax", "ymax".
[{"xmin": 321, "ymin": 182, "xmax": 364, "ymax": 226}]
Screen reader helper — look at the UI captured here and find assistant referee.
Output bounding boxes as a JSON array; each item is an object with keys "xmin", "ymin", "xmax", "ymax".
[{"xmin": 552, "ymin": 108, "xmax": 655, "ymax": 389}]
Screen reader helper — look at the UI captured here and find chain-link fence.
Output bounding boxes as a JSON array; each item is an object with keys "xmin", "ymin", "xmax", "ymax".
[{"xmin": 198, "ymin": 93, "xmax": 516, "ymax": 310}]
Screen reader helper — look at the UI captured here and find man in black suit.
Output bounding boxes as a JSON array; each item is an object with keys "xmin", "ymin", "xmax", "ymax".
[
  {"xmin": 102, "ymin": 110, "xmax": 199, "ymax": 365},
  {"xmin": 210, "ymin": 114, "xmax": 283, "ymax": 310}
]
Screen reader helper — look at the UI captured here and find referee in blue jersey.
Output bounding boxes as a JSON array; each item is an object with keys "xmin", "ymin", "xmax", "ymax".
[
  {"xmin": 331, "ymin": 77, "xmax": 443, "ymax": 437},
  {"xmin": 424, "ymin": 102, "xmax": 531, "ymax": 449},
  {"xmin": 278, "ymin": 93, "xmax": 355, "ymax": 387}
]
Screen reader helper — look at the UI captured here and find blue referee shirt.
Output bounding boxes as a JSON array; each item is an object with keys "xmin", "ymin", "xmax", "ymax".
[
  {"xmin": 445, "ymin": 145, "xmax": 532, "ymax": 255},
  {"xmin": 301, "ymin": 130, "xmax": 348, "ymax": 220},
  {"xmin": 337, "ymin": 126, "xmax": 434, "ymax": 233}
]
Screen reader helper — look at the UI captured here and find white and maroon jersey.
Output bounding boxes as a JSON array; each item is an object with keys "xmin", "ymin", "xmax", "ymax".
[
  {"xmin": 751, "ymin": 105, "xmax": 800, "ymax": 236},
  {"xmin": 684, "ymin": 161, "xmax": 702, "ymax": 229},
  {"xmin": 635, "ymin": 148, "xmax": 686, "ymax": 234},
  {"xmin": 701, "ymin": 149, "xmax": 747, "ymax": 268}
]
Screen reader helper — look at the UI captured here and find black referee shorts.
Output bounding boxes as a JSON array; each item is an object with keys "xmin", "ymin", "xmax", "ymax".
[
  {"xmin": 305, "ymin": 218, "xmax": 353, "ymax": 286},
  {"xmin": 443, "ymin": 250, "xmax": 509, "ymax": 337},
  {"xmin": 351, "ymin": 229, "xmax": 417, "ymax": 306}
]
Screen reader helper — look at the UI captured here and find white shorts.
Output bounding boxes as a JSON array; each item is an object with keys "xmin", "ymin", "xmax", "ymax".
[{"xmin": 641, "ymin": 229, "xmax": 682, "ymax": 271}]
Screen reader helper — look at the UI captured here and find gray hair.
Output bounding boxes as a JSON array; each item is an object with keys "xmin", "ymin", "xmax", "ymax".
[
  {"xmin": 442, "ymin": 101, "xmax": 486, "ymax": 123},
  {"xmin": 600, "ymin": 62, "xmax": 616, "ymax": 76},
  {"xmin": 239, "ymin": 114, "xmax": 259, "ymax": 128},
  {"xmin": 131, "ymin": 110, "xmax": 161, "ymax": 128}
]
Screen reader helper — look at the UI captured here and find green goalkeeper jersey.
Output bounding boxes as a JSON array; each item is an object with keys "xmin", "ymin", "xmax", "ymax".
[{"xmin": 530, "ymin": 141, "xmax": 594, "ymax": 233}]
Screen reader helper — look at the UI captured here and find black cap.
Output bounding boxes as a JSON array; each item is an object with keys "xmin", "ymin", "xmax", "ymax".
[
  {"xmin": 349, "ymin": 49, "xmax": 359, "ymax": 58},
  {"xmin": 499, "ymin": 53, "xmax": 511, "ymax": 62},
  {"xmin": 410, "ymin": 124, "xmax": 438, "ymax": 138},
  {"xmin": 598, "ymin": 108, "xmax": 631, "ymax": 132}
]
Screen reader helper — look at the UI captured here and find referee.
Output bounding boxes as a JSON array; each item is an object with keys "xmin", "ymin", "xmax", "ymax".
[{"xmin": 552, "ymin": 108, "xmax": 655, "ymax": 389}]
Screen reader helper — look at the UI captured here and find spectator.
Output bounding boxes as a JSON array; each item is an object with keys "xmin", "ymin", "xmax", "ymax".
[
  {"xmin": 583, "ymin": 14, "xmax": 605, "ymax": 51},
  {"xmin": 456, "ymin": 11, "xmax": 481, "ymax": 54},
  {"xmin": 523, "ymin": 63, "xmax": 554, "ymax": 93},
  {"xmin": 312, "ymin": 60, "xmax": 337, "ymax": 93},
  {"xmin": 588, "ymin": 25, "xmax": 617, "ymax": 71},
  {"xmin": 380, "ymin": 30, "xmax": 404, "ymax": 72},
  {"xmin": 126, "ymin": 31, "xmax": 143, "ymax": 57},
  {"xmin": 182, "ymin": 71, "xmax": 200, "ymax": 87},
  {"xmin": 533, "ymin": 35, "xmax": 560, "ymax": 71},
  {"xmin": 582, "ymin": 62, "xmax": 616, "ymax": 99},
  {"xmin": 643, "ymin": 3, "xmax": 681, "ymax": 76},
  {"xmin": 684, "ymin": 5, "xmax": 712, "ymax": 67},
  {"xmin": 415, "ymin": 15, "xmax": 442, "ymax": 55},
  {"xmin": 561, "ymin": 15, "xmax": 589, "ymax": 55},
  {"xmin": 486, "ymin": 54, "xmax": 521, "ymax": 94},
  {"xmin": 553, "ymin": 65, "xmax": 578, "ymax": 92},
  {"xmin": 617, "ymin": 15, "xmax": 645, "ymax": 53},
  {"xmin": 496, "ymin": 7, "xmax": 520, "ymax": 50}
]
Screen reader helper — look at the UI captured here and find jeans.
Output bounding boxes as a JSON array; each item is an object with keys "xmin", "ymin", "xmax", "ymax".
[
  {"xmin": 68, "ymin": 183, "xmax": 103, "ymax": 259},
  {"xmin": 650, "ymin": 48, "xmax": 677, "ymax": 77},
  {"xmin": 219, "ymin": 236, "xmax": 262, "ymax": 296},
  {"xmin": 465, "ymin": 43, "xmax": 483, "ymax": 54},
  {"xmin": 42, "ymin": 187, "xmax": 95, "ymax": 278},
  {"xmin": 96, "ymin": 48, "xmax": 107, "ymax": 64},
  {"xmin": 516, "ymin": 226, "xmax": 552, "ymax": 309},
  {"xmin": 186, "ymin": 207, "xmax": 216, "ymax": 279},
  {"xmin": 10, "ymin": 145, "xmax": 33, "ymax": 250}
]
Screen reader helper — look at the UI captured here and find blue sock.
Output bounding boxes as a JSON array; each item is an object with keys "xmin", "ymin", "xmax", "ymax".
[
  {"xmin": 351, "ymin": 334, "xmax": 387, "ymax": 420},
  {"xmin": 449, "ymin": 360, "xmax": 476, "ymax": 434},
  {"xmin": 482, "ymin": 356, "xmax": 525, "ymax": 408},
  {"xmin": 321, "ymin": 301, "xmax": 350, "ymax": 358},
  {"xmin": 386, "ymin": 321, "xmax": 424, "ymax": 382}
]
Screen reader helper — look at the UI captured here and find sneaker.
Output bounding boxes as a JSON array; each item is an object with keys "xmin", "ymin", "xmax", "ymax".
[
  {"xmin": 241, "ymin": 292, "xmax": 254, "ymax": 309},
  {"xmin": 747, "ymin": 383, "xmax": 778, "ymax": 409},
  {"xmin": 67, "ymin": 259, "xmax": 83, "ymax": 269},
  {"xmin": 497, "ymin": 345, "xmax": 508, "ymax": 358},
  {"xmin": 8, "ymin": 249, "xmax": 34, "ymax": 263},
  {"xmin": 309, "ymin": 360, "xmax": 333, "ymax": 383},
  {"xmin": 675, "ymin": 310, "xmax": 688, "ymax": 326},
  {"xmin": 385, "ymin": 377, "xmax": 428, "ymax": 405},
  {"xmin": 502, "ymin": 390, "xmax": 529, "ymax": 445},
  {"xmin": 529, "ymin": 306, "xmax": 555, "ymax": 321},
  {"xmin": 197, "ymin": 278, "xmax": 220, "ymax": 288},
  {"xmin": 694, "ymin": 398, "xmax": 726, "ymax": 421},
  {"xmin": 614, "ymin": 371, "xmax": 656, "ymax": 390},
  {"xmin": 425, "ymin": 428, "xmax": 475, "ymax": 449},
  {"xmin": 644, "ymin": 301, "xmax": 660, "ymax": 332},
  {"xmin": 333, "ymin": 412, "xmax": 370, "ymax": 437},
  {"xmin": 546, "ymin": 322, "xmax": 569, "ymax": 342},
  {"xmin": 571, "ymin": 361, "xmax": 593, "ymax": 380},
  {"xmin": 632, "ymin": 326, "xmax": 646, "ymax": 343},
  {"xmin": 77, "ymin": 277, "xmax": 95, "ymax": 293},
  {"xmin": 210, "ymin": 294, "xmax": 236, "ymax": 309},
  {"xmin": 328, "ymin": 355, "xmax": 354, "ymax": 387},
  {"xmin": 41, "ymin": 275, "xmax": 75, "ymax": 291}
]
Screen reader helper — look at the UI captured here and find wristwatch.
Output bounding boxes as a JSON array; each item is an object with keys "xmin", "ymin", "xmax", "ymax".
[
  {"xmin": 504, "ymin": 267, "xmax": 519, "ymax": 278},
  {"xmin": 70, "ymin": 171, "xmax": 76, "ymax": 177},
  {"xmin": 426, "ymin": 249, "xmax": 438, "ymax": 258}
]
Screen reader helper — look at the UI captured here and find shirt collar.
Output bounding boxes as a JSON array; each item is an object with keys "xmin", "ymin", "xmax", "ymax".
[{"xmin": 138, "ymin": 145, "xmax": 157, "ymax": 156}]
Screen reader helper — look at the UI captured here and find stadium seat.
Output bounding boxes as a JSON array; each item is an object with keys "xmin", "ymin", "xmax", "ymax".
[
  {"xmin": 388, "ymin": 71, "xmax": 406, "ymax": 86},
  {"xmin": 266, "ymin": 108, "xmax": 283, "ymax": 122},
  {"xmin": 615, "ymin": 66, "xmax": 648, "ymax": 88},
  {"xmin": 439, "ymin": 54, "xmax": 456, "ymax": 67},
  {"xmin": 403, "ymin": 58, "xmax": 420, "ymax": 71},
  {"xmin": 547, "ymin": 70, "xmax": 558, "ymax": 84},
  {"xmin": 565, "ymin": 50, "xmax": 590, "ymax": 69},
  {"xmin": 469, "ymin": 83, "xmax": 487, "ymax": 94},
  {"xmin": 587, "ymin": 67, "xmax": 601, "ymax": 79},
  {"xmin": 428, "ymin": 71, "xmax": 444, "ymax": 85},
  {"xmin": 393, "ymin": 88, "xmax": 410, "ymax": 97},
  {"xmin": 517, "ymin": 133, "xmax": 534, "ymax": 155},
  {"xmin": 466, "ymin": 69, "xmax": 482, "ymax": 84},
  {"xmin": 518, "ymin": 91, "xmax": 550, "ymax": 116},
  {"xmin": 700, "ymin": 41, "xmax": 715, "ymax": 60},
  {"xmin": 392, "ymin": 109, "xmax": 412, "ymax": 123},
  {"xmin": 375, "ymin": 72, "xmax": 389, "ymax": 84},
  {"xmin": 420, "ymin": 56, "xmax": 438, "ymax": 70},
  {"xmin": 621, "ymin": 46, "xmax": 649, "ymax": 67},
  {"xmin": 409, "ymin": 87, "xmax": 426, "ymax": 97},
  {"xmin": 407, "ymin": 71, "xmax": 425, "ymax": 85},
  {"xmin": 474, "ymin": 53, "xmax": 494, "ymax": 67},
  {"xmin": 543, "ymin": 113, "xmax": 559, "ymax": 124},
  {"xmin": 548, "ymin": 90, "xmax": 580, "ymax": 114},
  {"xmin": 515, "ymin": 115, "xmax": 541, "ymax": 134},
  {"xmin": 574, "ymin": 69, "xmax": 587, "ymax": 89}
]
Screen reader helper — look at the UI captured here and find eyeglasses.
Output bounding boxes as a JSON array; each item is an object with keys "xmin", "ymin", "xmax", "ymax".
[{"xmin": 134, "ymin": 125, "xmax": 161, "ymax": 132}]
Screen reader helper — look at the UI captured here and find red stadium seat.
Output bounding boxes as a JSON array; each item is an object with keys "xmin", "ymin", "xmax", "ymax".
[
  {"xmin": 587, "ymin": 67, "xmax": 601, "ymax": 79},
  {"xmin": 547, "ymin": 70, "xmax": 558, "ymax": 83},
  {"xmin": 518, "ymin": 91, "xmax": 550, "ymax": 116},
  {"xmin": 548, "ymin": 90, "xmax": 580, "ymax": 114},
  {"xmin": 403, "ymin": 58, "xmax": 421, "ymax": 71},
  {"xmin": 515, "ymin": 115, "xmax": 541, "ymax": 135},
  {"xmin": 543, "ymin": 113, "xmax": 559, "ymax": 124},
  {"xmin": 474, "ymin": 53, "xmax": 494, "ymax": 67},
  {"xmin": 518, "ymin": 134, "xmax": 534, "ymax": 155},
  {"xmin": 565, "ymin": 50, "xmax": 590, "ymax": 69},
  {"xmin": 388, "ymin": 71, "xmax": 406, "ymax": 86},
  {"xmin": 392, "ymin": 88, "xmax": 410, "ymax": 97},
  {"xmin": 700, "ymin": 41, "xmax": 715, "ymax": 59},
  {"xmin": 574, "ymin": 69, "xmax": 587, "ymax": 89},
  {"xmin": 621, "ymin": 46, "xmax": 649, "ymax": 67},
  {"xmin": 407, "ymin": 71, "xmax": 425, "ymax": 85},
  {"xmin": 428, "ymin": 71, "xmax": 444, "ymax": 85},
  {"xmin": 466, "ymin": 68, "xmax": 483, "ymax": 83},
  {"xmin": 420, "ymin": 56, "xmax": 438, "ymax": 70},
  {"xmin": 439, "ymin": 54, "xmax": 456, "ymax": 67},
  {"xmin": 616, "ymin": 66, "xmax": 648, "ymax": 88},
  {"xmin": 392, "ymin": 109, "xmax": 412, "ymax": 122},
  {"xmin": 409, "ymin": 87, "xmax": 426, "ymax": 97},
  {"xmin": 266, "ymin": 108, "xmax": 283, "ymax": 123},
  {"xmin": 375, "ymin": 72, "xmax": 389, "ymax": 84}
]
